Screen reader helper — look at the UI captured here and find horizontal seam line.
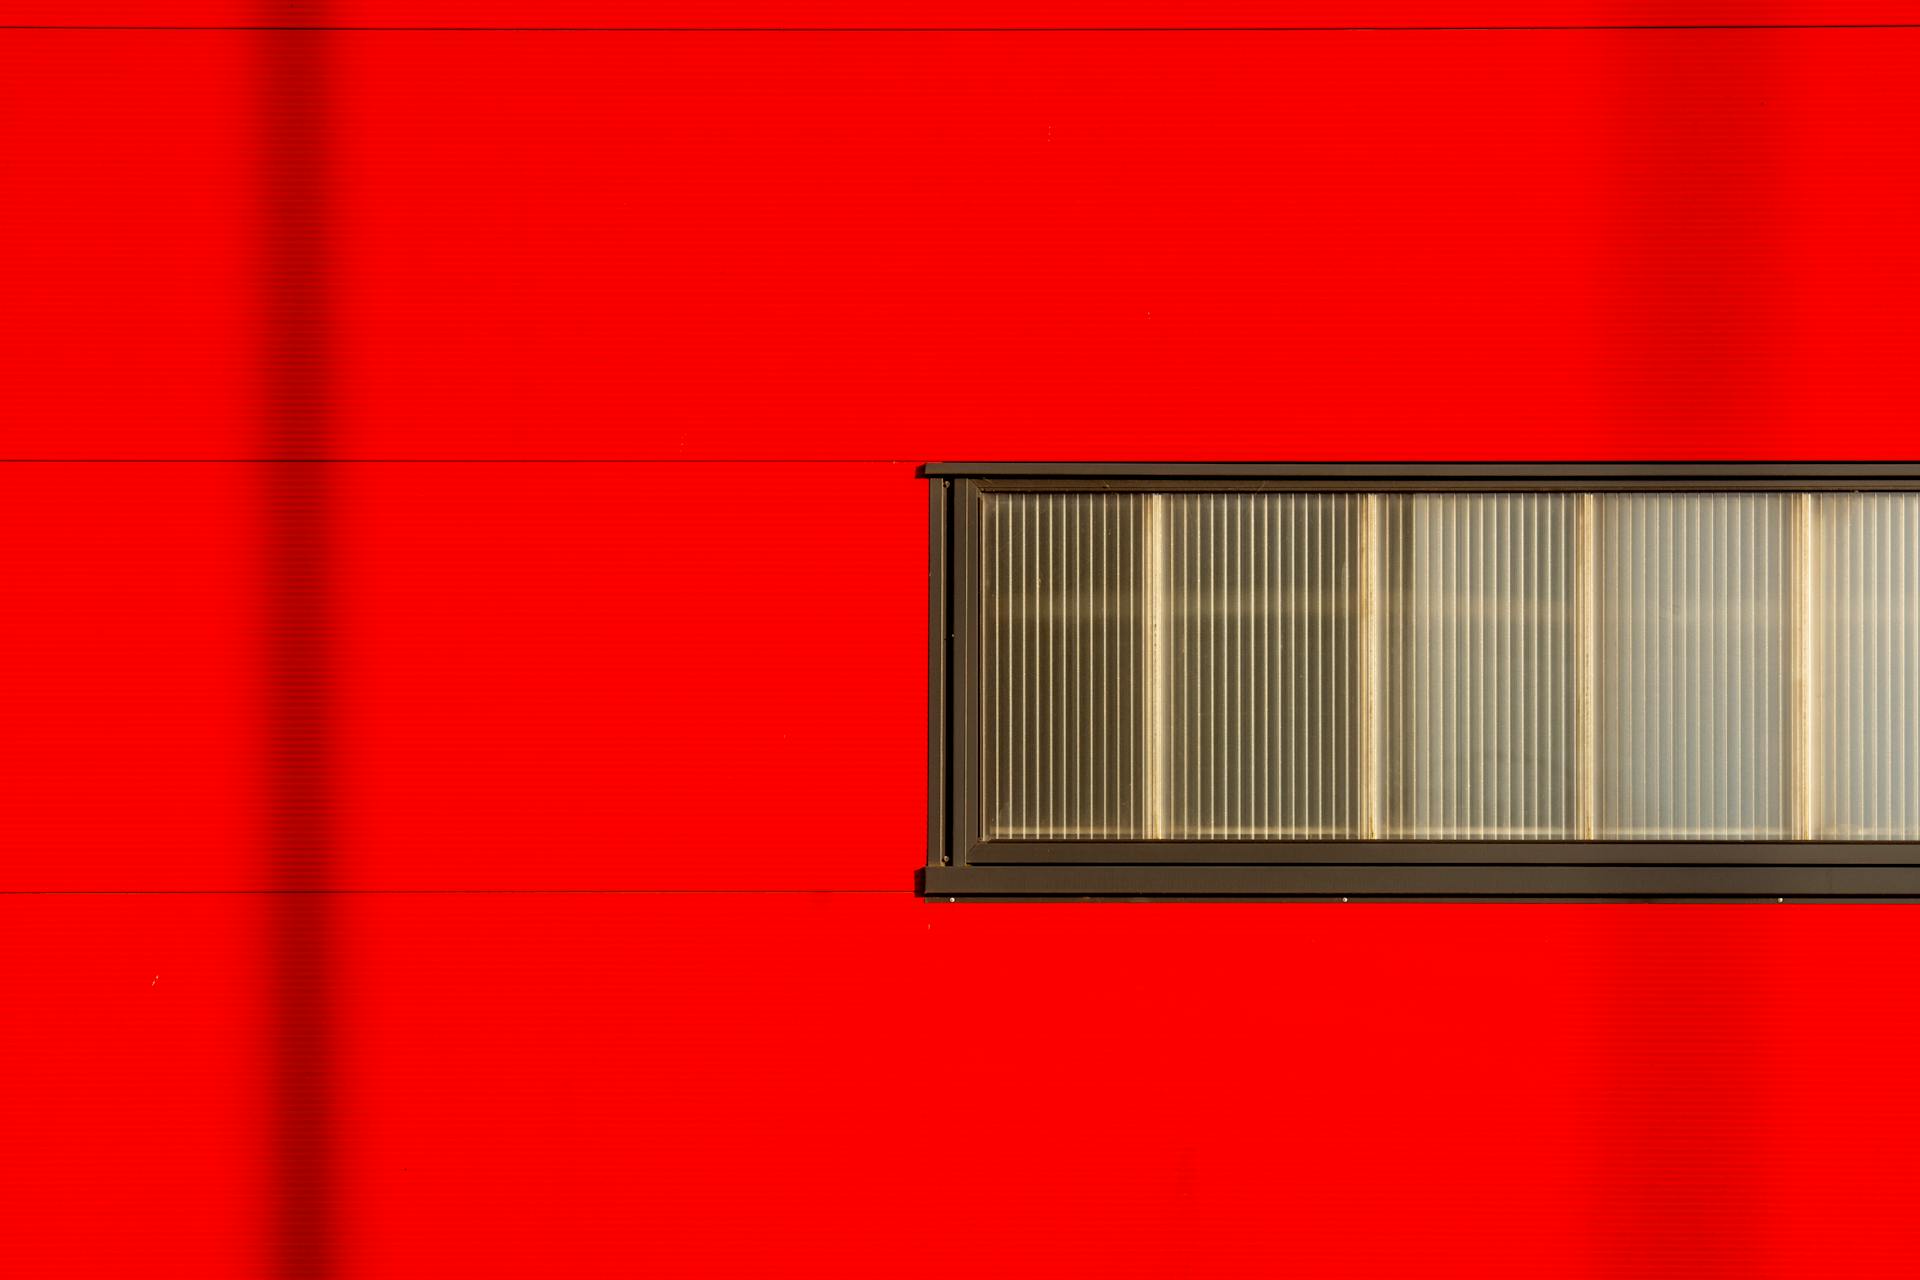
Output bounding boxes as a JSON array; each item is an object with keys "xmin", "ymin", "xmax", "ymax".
[
  {"xmin": 0, "ymin": 887, "xmax": 912, "ymax": 895},
  {"xmin": 0, "ymin": 458, "xmax": 919, "ymax": 464},
  {"xmin": 5, "ymin": 24, "xmax": 1919, "ymax": 32}
]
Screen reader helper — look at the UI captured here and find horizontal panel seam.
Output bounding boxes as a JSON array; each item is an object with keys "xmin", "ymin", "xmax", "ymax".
[{"xmin": 9, "ymin": 25, "xmax": 1920, "ymax": 33}]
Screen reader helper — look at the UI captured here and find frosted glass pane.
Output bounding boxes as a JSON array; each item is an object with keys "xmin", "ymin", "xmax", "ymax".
[
  {"xmin": 1381, "ymin": 494, "xmax": 1578, "ymax": 838},
  {"xmin": 1594, "ymin": 494, "xmax": 1794, "ymax": 838},
  {"xmin": 981, "ymin": 492, "xmax": 1146, "ymax": 838},
  {"xmin": 976, "ymin": 483, "xmax": 1920, "ymax": 847},
  {"xmin": 1813, "ymin": 494, "xmax": 1920, "ymax": 838},
  {"xmin": 1164, "ymin": 493, "xmax": 1364, "ymax": 838}
]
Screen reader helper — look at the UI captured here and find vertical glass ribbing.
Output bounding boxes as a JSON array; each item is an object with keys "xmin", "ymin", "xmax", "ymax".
[
  {"xmin": 981, "ymin": 492, "xmax": 1147, "ymax": 839},
  {"xmin": 1812, "ymin": 494, "xmax": 1920, "ymax": 838},
  {"xmin": 1380, "ymin": 494, "xmax": 1578, "ymax": 838},
  {"xmin": 977, "ymin": 485, "xmax": 1920, "ymax": 846},
  {"xmin": 1163, "ymin": 493, "xmax": 1365, "ymax": 838},
  {"xmin": 1594, "ymin": 494, "xmax": 1794, "ymax": 838}
]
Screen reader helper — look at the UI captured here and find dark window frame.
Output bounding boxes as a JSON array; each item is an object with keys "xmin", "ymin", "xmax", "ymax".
[{"xmin": 921, "ymin": 462, "xmax": 1920, "ymax": 900}]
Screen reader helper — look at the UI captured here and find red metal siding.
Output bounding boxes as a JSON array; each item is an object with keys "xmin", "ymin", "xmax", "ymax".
[{"xmin": 6, "ymin": 6, "xmax": 1920, "ymax": 1276}]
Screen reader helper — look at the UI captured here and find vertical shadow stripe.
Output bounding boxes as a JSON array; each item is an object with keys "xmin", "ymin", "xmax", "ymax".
[
  {"xmin": 1593, "ymin": 32, "xmax": 1783, "ymax": 1270},
  {"xmin": 261, "ymin": 5, "xmax": 333, "ymax": 1276}
]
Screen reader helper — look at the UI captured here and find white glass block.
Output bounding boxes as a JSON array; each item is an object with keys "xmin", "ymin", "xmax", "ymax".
[
  {"xmin": 1380, "ymin": 494, "xmax": 1578, "ymax": 838},
  {"xmin": 1163, "ymin": 493, "xmax": 1365, "ymax": 838},
  {"xmin": 981, "ymin": 492, "xmax": 1147, "ymax": 838},
  {"xmin": 1594, "ymin": 494, "xmax": 1794, "ymax": 838},
  {"xmin": 1813, "ymin": 494, "xmax": 1920, "ymax": 838}
]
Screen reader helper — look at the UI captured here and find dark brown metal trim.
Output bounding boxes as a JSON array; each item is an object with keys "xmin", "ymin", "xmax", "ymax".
[
  {"xmin": 949, "ymin": 482, "xmax": 985, "ymax": 866},
  {"xmin": 927, "ymin": 479, "xmax": 951, "ymax": 869},
  {"xmin": 922, "ymin": 461, "xmax": 1920, "ymax": 483},
  {"xmin": 975, "ymin": 477, "xmax": 1920, "ymax": 495},
  {"xmin": 922, "ymin": 864, "xmax": 1920, "ymax": 900}
]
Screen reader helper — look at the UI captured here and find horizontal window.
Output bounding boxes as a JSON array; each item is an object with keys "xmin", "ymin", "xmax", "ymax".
[{"xmin": 923, "ymin": 465, "xmax": 1920, "ymax": 899}]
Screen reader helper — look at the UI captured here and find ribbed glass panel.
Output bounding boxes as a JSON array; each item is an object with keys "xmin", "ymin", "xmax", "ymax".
[
  {"xmin": 1380, "ymin": 494, "xmax": 1578, "ymax": 838},
  {"xmin": 1594, "ymin": 494, "xmax": 1794, "ymax": 838},
  {"xmin": 981, "ymin": 492, "xmax": 1146, "ymax": 839},
  {"xmin": 977, "ymin": 484, "xmax": 1920, "ymax": 847},
  {"xmin": 1813, "ymin": 494, "xmax": 1920, "ymax": 838},
  {"xmin": 1164, "ymin": 493, "xmax": 1364, "ymax": 837}
]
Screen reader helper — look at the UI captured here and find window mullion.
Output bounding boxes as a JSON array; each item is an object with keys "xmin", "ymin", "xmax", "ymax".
[
  {"xmin": 1577, "ymin": 492, "xmax": 1598, "ymax": 840},
  {"xmin": 1796, "ymin": 491, "xmax": 1817, "ymax": 840},
  {"xmin": 1144, "ymin": 493, "xmax": 1167, "ymax": 840},
  {"xmin": 1362, "ymin": 494, "xmax": 1382, "ymax": 840}
]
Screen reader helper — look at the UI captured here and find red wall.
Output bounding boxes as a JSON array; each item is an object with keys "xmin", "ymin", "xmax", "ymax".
[{"xmin": 8, "ymin": 5, "xmax": 1920, "ymax": 1276}]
